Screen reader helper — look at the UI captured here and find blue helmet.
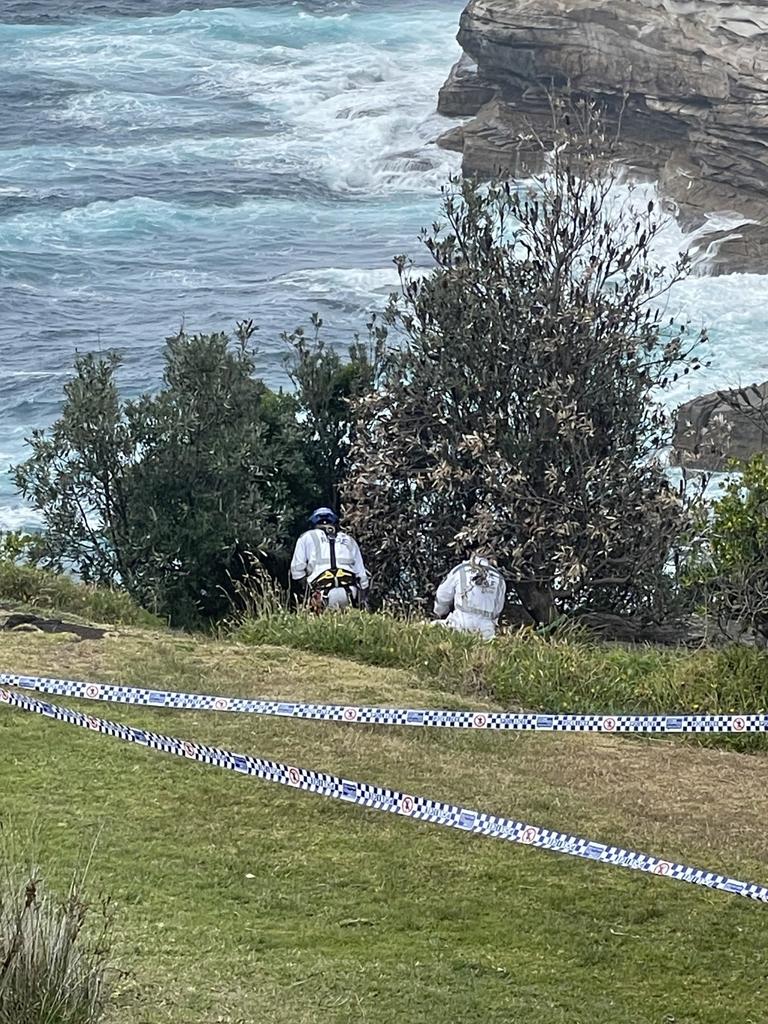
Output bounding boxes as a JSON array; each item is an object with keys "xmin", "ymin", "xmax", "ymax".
[{"xmin": 309, "ymin": 507, "xmax": 339, "ymax": 527}]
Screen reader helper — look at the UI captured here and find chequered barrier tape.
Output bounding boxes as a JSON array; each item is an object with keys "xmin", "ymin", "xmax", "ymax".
[
  {"xmin": 2, "ymin": 671, "xmax": 767, "ymax": 735},
  {"xmin": 1, "ymin": 685, "xmax": 766, "ymax": 905}
]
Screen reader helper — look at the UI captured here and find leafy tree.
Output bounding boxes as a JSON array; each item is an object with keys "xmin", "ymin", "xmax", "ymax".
[
  {"xmin": 688, "ymin": 456, "xmax": 768, "ymax": 643},
  {"xmin": 283, "ymin": 313, "xmax": 387, "ymax": 508},
  {"xmin": 14, "ymin": 327, "xmax": 315, "ymax": 625},
  {"xmin": 344, "ymin": 113, "xmax": 706, "ymax": 623}
]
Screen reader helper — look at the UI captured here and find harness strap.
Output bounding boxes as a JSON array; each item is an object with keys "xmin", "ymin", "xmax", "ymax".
[{"xmin": 311, "ymin": 568, "xmax": 358, "ymax": 594}]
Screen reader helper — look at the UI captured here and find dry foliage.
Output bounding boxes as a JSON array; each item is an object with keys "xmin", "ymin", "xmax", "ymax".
[{"xmin": 345, "ymin": 106, "xmax": 707, "ymax": 623}]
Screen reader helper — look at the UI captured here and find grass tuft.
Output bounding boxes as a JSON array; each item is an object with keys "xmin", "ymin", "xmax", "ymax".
[
  {"xmin": 0, "ymin": 830, "xmax": 117, "ymax": 1024},
  {"xmin": 0, "ymin": 562, "xmax": 161, "ymax": 628}
]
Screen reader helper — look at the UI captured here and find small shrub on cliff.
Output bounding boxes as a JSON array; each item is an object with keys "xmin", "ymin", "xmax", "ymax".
[
  {"xmin": 283, "ymin": 313, "xmax": 387, "ymax": 509},
  {"xmin": 344, "ymin": 108, "xmax": 707, "ymax": 623},
  {"xmin": 14, "ymin": 327, "xmax": 315, "ymax": 626},
  {"xmin": 688, "ymin": 454, "xmax": 768, "ymax": 643}
]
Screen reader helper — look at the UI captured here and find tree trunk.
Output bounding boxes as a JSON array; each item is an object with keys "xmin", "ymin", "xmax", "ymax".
[{"xmin": 513, "ymin": 581, "xmax": 558, "ymax": 625}]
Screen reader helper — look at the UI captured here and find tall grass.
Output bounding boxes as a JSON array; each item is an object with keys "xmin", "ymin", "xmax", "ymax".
[
  {"xmin": 236, "ymin": 611, "xmax": 768, "ymax": 751},
  {"xmin": 0, "ymin": 834, "xmax": 116, "ymax": 1024},
  {"xmin": 222, "ymin": 560, "xmax": 290, "ymax": 625}
]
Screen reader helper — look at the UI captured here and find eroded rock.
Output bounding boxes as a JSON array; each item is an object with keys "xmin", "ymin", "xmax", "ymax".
[
  {"xmin": 437, "ymin": 0, "xmax": 768, "ymax": 272},
  {"xmin": 672, "ymin": 382, "xmax": 768, "ymax": 470}
]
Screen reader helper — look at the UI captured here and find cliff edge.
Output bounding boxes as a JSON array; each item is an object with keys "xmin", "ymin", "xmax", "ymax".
[{"xmin": 438, "ymin": 0, "xmax": 768, "ymax": 272}]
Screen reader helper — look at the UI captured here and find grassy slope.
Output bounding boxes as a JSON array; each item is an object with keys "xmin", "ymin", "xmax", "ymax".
[{"xmin": 1, "ymin": 626, "xmax": 767, "ymax": 1024}]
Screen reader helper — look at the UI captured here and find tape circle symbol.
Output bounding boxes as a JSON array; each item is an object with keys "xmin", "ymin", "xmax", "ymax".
[
  {"xmin": 87, "ymin": 716, "xmax": 101, "ymax": 731},
  {"xmin": 400, "ymin": 795, "xmax": 414, "ymax": 815},
  {"xmin": 183, "ymin": 741, "xmax": 197, "ymax": 757},
  {"xmin": 521, "ymin": 826, "xmax": 539, "ymax": 845},
  {"xmin": 214, "ymin": 698, "xmax": 228, "ymax": 711},
  {"xmin": 733, "ymin": 717, "xmax": 746, "ymax": 732},
  {"xmin": 343, "ymin": 707, "xmax": 358, "ymax": 722},
  {"xmin": 473, "ymin": 713, "xmax": 488, "ymax": 729},
  {"xmin": 602, "ymin": 717, "xmax": 616, "ymax": 732},
  {"xmin": 0, "ymin": 689, "xmax": 10, "ymax": 703},
  {"xmin": 85, "ymin": 685, "xmax": 100, "ymax": 699},
  {"xmin": 287, "ymin": 766, "xmax": 301, "ymax": 786},
  {"xmin": 653, "ymin": 861, "xmax": 672, "ymax": 876}
]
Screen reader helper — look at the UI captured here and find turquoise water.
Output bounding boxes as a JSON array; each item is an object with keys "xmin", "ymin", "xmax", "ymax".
[
  {"xmin": 2, "ymin": 1, "xmax": 768, "ymax": 529},
  {"xmin": 0, "ymin": 0, "xmax": 465, "ymax": 527}
]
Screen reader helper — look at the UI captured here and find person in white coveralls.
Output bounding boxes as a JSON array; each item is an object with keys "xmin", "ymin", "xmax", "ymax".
[
  {"xmin": 290, "ymin": 507, "xmax": 370, "ymax": 612},
  {"xmin": 433, "ymin": 554, "xmax": 506, "ymax": 639}
]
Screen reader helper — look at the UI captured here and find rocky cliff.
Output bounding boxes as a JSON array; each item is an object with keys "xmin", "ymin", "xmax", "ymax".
[{"xmin": 437, "ymin": 0, "xmax": 768, "ymax": 272}]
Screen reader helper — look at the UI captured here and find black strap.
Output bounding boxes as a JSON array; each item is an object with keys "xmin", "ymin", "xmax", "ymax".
[{"xmin": 317, "ymin": 534, "xmax": 359, "ymax": 592}]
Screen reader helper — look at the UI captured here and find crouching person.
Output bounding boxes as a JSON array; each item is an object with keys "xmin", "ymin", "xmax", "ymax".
[
  {"xmin": 290, "ymin": 507, "xmax": 370, "ymax": 612},
  {"xmin": 433, "ymin": 554, "xmax": 506, "ymax": 639}
]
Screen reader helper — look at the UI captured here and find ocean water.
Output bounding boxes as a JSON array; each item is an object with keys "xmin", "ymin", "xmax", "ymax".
[
  {"xmin": 0, "ymin": 0, "xmax": 465, "ymax": 528},
  {"xmin": 1, "ymin": 0, "xmax": 767, "ymax": 530}
]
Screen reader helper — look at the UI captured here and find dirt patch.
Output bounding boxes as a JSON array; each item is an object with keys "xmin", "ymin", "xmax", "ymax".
[{"xmin": 1, "ymin": 612, "xmax": 108, "ymax": 640}]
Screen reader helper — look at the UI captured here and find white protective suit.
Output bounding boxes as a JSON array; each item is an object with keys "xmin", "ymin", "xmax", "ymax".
[
  {"xmin": 290, "ymin": 528, "xmax": 369, "ymax": 610},
  {"xmin": 433, "ymin": 558, "xmax": 506, "ymax": 639}
]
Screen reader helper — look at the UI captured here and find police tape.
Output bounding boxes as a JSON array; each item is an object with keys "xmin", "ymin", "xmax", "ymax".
[
  {"xmin": 1, "ymin": 671, "xmax": 766, "ymax": 735},
  {"xmin": 1, "ymin": 685, "xmax": 766, "ymax": 905}
]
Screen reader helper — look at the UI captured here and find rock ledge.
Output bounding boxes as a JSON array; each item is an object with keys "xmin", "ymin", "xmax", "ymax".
[{"xmin": 438, "ymin": 0, "xmax": 768, "ymax": 273}]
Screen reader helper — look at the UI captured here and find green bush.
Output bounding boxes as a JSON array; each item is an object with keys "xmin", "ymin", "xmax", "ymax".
[
  {"xmin": 0, "ymin": 837, "xmax": 116, "ymax": 1024},
  {"xmin": 689, "ymin": 455, "xmax": 768, "ymax": 643},
  {"xmin": 236, "ymin": 611, "xmax": 768, "ymax": 751},
  {"xmin": 283, "ymin": 313, "xmax": 386, "ymax": 509},
  {"xmin": 13, "ymin": 328, "xmax": 318, "ymax": 627},
  {"xmin": 13, "ymin": 323, "xmax": 379, "ymax": 628}
]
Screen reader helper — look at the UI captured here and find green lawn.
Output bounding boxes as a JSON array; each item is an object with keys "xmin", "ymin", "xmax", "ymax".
[{"xmin": 1, "ymin": 627, "xmax": 767, "ymax": 1024}]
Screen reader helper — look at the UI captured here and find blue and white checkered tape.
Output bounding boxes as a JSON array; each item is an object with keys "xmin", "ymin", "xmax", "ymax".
[
  {"xmin": 2, "ymin": 671, "xmax": 766, "ymax": 735},
  {"xmin": 1, "ymin": 685, "xmax": 765, "ymax": 904}
]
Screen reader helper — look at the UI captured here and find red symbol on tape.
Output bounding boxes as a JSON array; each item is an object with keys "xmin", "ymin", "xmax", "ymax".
[
  {"xmin": 400, "ymin": 795, "xmax": 414, "ymax": 814},
  {"xmin": 87, "ymin": 716, "xmax": 100, "ymax": 731},
  {"xmin": 183, "ymin": 742, "xmax": 197, "ymax": 757},
  {"xmin": 653, "ymin": 861, "xmax": 672, "ymax": 876},
  {"xmin": 0, "ymin": 689, "xmax": 10, "ymax": 702},
  {"xmin": 733, "ymin": 717, "xmax": 746, "ymax": 732},
  {"xmin": 214, "ymin": 698, "xmax": 228, "ymax": 711},
  {"xmin": 521, "ymin": 826, "xmax": 539, "ymax": 845},
  {"xmin": 343, "ymin": 707, "xmax": 358, "ymax": 721},
  {"xmin": 85, "ymin": 685, "xmax": 100, "ymax": 699},
  {"xmin": 473, "ymin": 714, "xmax": 488, "ymax": 728},
  {"xmin": 287, "ymin": 767, "xmax": 301, "ymax": 786},
  {"xmin": 602, "ymin": 717, "xmax": 616, "ymax": 732}
]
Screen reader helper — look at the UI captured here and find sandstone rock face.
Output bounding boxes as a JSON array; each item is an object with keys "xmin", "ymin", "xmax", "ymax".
[
  {"xmin": 673, "ymin": 382, "xmax": 768, "ymax": 470},
  {"xmin": 438, "ymin": 0, "xmax": 768, "ymax": 272}
]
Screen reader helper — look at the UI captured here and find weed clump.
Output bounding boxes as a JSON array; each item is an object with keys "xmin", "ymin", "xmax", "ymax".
[{"xmin": 0, "ymin": 837, "xmax": 117, "ymax": 1024}]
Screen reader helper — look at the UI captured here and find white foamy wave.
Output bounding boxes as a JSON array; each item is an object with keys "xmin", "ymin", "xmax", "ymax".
[
  {"xmin": 51, "ymin": 90, "xmax": 173, "ymax": 130},
  {"xmin": 0, "ymin": 505, "xmax": 43, "ymax": 532},
  {"xmin": 297, "ymin": 9, "xmax": 351, "ymax": 20},
  {"xmin": 197, "ymin": 12, "xmax": 463, "ymax": 197},
  {"xmin": 274, "ymin": 266, "xmax": 401, "ymax": 305},
  {"xmin": 0, "ymin": 195, "xmax": 199, "ymax": 247},
  {"xmin": 587, "ymin": 181, "xmax": 768, "ymax": 408}
]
